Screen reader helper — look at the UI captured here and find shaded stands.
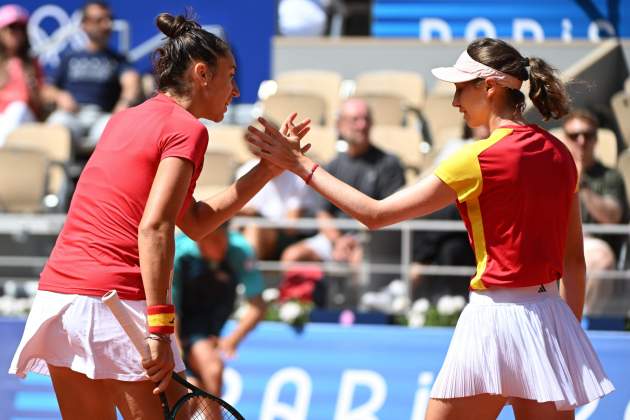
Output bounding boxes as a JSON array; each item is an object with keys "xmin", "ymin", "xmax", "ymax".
[{"xmin": 258, "ymin": 69, "xmax": 433, "ymax": 179}]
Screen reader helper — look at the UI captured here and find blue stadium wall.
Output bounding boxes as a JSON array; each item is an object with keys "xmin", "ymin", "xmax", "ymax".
[
  {"xmin": 19, "ymin": 0, "xmax": 276, "ymax": 104},
  {"xmin": 2, "ymin": 318, "xmax": 629, "ymax": 419}
]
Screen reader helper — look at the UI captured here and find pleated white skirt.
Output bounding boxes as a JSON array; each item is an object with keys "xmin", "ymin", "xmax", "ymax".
[
  {"xmin": 430, "ymin": 281, "xmax": 614, "ymax": 410},
  {"xmin": 9, "ymin": 290, "xmax": 185, "ymax": 381}
]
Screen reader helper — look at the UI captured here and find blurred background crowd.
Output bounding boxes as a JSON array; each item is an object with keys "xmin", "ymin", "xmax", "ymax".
[{"xmin": 1, "ymin": 0, "xmax": 629, "ymax": 335}]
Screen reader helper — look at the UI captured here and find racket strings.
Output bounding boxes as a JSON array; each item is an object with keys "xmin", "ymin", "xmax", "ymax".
[{"xmin": 175, "ymin": 395, "xmax": 240, "ymax": 420}]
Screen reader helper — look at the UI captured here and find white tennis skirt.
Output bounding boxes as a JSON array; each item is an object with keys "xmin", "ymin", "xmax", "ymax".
[
  {"xmin": 430, "ymin": 281, "xmax": 614, "ymax": 410},
  {"xmin": 9, "ymin": 290, "xmax": 185, "ymax": 381}
]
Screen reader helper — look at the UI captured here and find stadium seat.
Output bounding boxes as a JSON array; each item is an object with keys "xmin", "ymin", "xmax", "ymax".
[
  {"xmin": 262, "ymin": 93, "xmax": 328, "ymax": 126},
  {"xmin": 276, "ymin": 70, "xmax": 343, "ymax": 124},
  {"xmin": 4, "ymin": 123, "xmax": 72, "ymax": 210},
  {"xmin": 611, "ymin": 91, "xmax": 630, "ymax": 147},
  {"xmin": 353, "ymin": 94, "xmax": 407, "ymax": 126},
  {"xmin": 207, "ymin": 124, "xmax": 253, "ymax": 165},
  {"xmin": 304, "ymin": 125, "xmax": 338, "ymax": 164},
  {"xmin": 596, "ymin": 128, "xmax": 619, "ymax": 167},
  {"xmin": 355, "ymin": 70, "xmax": 426, "ymax": 111},
  {"xmin": 193, "ymin": 147, "xmax": 237, "ymax": 200},
  {"xmin": 370, "ymin": 125, "xmax": 425, "ymax": 179},
  {"xmin": 0, "ymin": 149, "xmax": 49, "ymax": 213},
  {"xmin": 423, "ymin": 82, "xmax": 463, "ymax": 151},
  {"xmin": 617, "ymin": 149, "xmax": 630, "ymax": 208},
  {"xmin": 550, "ymin": 127, "xmax": 618, "ymax": 168}
]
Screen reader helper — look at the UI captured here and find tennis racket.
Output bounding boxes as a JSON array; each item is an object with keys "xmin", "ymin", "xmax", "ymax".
[{"xmin": 102, "ymin": 290, "xmax": 245, "ymax": 420}]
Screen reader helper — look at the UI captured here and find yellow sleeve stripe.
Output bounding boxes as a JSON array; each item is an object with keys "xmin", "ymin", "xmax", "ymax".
[
  {"xmin": 435, "ymin": 157, "xmax": 483, "ymax": 202},
  {"xmin": 147, "ymin": 313, "xmax": 175, "ymax": 327},
  {"xmin": 434, "ymin": 128, "xmax": 513, "ymax": 202},
  {"xmin": 467, "ymin": 198, "xmax": 488, "ymax": 290}
]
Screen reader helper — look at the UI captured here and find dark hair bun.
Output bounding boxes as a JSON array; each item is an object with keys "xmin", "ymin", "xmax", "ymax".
[{"xmin": 156, "ymin": 13, "xmax": 197, "ymax": 38}]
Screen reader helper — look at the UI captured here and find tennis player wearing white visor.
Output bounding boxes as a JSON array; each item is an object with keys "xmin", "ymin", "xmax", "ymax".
[
  {"xmin": 425, "ymin": 38, "xmax": 615, "ymax": 420},
  {"xmin": 244, "ymin": 37, "xmax": 615, "ymax": 420}
]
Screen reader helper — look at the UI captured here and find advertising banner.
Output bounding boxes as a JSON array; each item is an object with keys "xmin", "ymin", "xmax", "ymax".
[
  {"xmin": 2, "ymin": 319, "xmax": 629, "ymax": 419},
  {"xmin": 372, "ymin": 0, "xmax": 630, "ymax": 41}
]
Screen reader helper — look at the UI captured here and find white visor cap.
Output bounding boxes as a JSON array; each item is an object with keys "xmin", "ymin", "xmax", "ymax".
[{"xmin": 431, "ymin": 50, "xmax": 523, "ymax": 90}]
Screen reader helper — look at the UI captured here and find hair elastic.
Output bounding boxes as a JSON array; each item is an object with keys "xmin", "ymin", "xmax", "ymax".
[{"xmin": 305, "ymin": 163, "xmax": 319, "ymax": 185}]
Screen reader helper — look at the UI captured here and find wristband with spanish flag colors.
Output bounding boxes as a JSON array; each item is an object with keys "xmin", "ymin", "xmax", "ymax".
[{"xmin": 147, "ymin": 304, "xmax": 175, "ymax": 334}]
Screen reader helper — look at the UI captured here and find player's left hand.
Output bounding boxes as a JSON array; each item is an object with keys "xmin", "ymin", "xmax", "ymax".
[
  {"xmin": 247, "ymin": 116, "xmax": 312, "ymax": 174},
  {"xmin": 256, "ymin": 113, "xmax": 311, "ymax": 177}
]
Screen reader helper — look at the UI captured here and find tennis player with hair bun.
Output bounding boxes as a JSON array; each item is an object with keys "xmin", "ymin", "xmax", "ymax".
[
  {"xmin": 247, "ymin": 37, "xmax": 614, "ymax": 419},
  {"xmin": 9, "ymin": 12, "xmax": 308, "ymax": 419}
]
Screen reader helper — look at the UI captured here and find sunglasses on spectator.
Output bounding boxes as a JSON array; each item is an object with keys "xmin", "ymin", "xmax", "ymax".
[{"xmin": 564, "ymin": 130, "xmax": 596, "ymax": 141}]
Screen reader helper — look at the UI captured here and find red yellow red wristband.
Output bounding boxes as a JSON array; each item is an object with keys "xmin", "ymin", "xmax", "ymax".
[{"xmin": 147, "ymin": 304, "xmax": 175, "ymax": 334}]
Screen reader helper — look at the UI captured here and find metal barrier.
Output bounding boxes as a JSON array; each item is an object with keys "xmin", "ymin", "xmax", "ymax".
[{"xmin": 2, "ymin": 213, "xmax": 630, "ymax": 284}]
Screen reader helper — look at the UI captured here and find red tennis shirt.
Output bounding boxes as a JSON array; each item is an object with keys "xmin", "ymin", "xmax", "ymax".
[
  {"xmin": 39, "ymin": 93, "xmax": 208, "ymax": 299},
  {"xmin": 434, "ymin": 125, "xmax": 578, "ymax": 290}
]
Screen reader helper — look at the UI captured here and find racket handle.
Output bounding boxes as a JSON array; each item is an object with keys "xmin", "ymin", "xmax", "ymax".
[
  {"xmin": 103, "ymin": 290, "xmax": 172, "ymax": 417},
  {"xmin": 102, "ymin": 290, "xmax": 151, "ymax": 360}
]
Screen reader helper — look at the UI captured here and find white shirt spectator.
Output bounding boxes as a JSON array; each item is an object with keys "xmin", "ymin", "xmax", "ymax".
[{"xmin": 237, "ymin": 160, "xmax": 316, "ymax": 221}]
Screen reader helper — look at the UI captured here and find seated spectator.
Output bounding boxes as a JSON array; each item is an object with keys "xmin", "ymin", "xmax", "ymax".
[
  {"xmin": 281, "ymin": 98, "xmax": 406, "ymax": 265},
  {"xmin": 411, "ymin": 204, "xmax": 476, "ymax": 302},
  {"xmin": 172, "ymin": 223, "xmax": 266, "ymax": 396},
  {"xmin": 560, "ymin": 109, "xmax": 629, "ymax": 316},
  {"xmin": 0, "ymin": 4, "xmax": 45, "ymax": 145},
  {"xmin": 237, "ymin": 157, "xmax": 317, "ymax": 260},
  {"xmin": 46, "ymin": 1, "xmax": 140, "ymax": 154}
]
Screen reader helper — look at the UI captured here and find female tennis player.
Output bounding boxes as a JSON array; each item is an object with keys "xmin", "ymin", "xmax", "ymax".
[
  {"xmin": 9, "ymin": 12, "xmax": 308, "ymax": 419},
  {"xmin": 246, "ymin": 37, "xmax": 614, "ymax": 419}
]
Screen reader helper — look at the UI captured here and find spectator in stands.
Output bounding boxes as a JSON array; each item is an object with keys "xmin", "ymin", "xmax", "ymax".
[
  {"xmin": 46, "ymin": 1, "xmax": 141, "ymax": 153},
  {"xmin": 560, "ymin": 109, "xmax": 629, "ymax": 315},
  {"xmin": 411, "ymin": 124, "xmax": 489, "ymax": 301},
  {"xmin": 281, "ymin": 97, "xmax": 406, "ymax": 265},
  {"xmin": 237, "ymin": 156, "xmax": 317, "ymax": 260},
  {"xmin": 172, "ymin": 223, "xmax": 266, "ymax": 395},
  {"xmin": 0, "ymin": 4, "xmax": 45, "ymax": 146}
]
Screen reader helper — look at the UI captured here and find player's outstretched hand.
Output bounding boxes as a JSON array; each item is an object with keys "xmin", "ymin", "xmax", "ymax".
[
  {"xmin": 246, "ymin": 116, "xmax": 311, "ymax": 172},
  {"xmin": 255, "ymin": 113, "xmax": 311, "ymax": 177}
]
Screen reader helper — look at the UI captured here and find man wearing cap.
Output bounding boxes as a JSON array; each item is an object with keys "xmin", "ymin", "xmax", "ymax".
[{"xmin": 46, "ymin": 1, "xmax": 140, "ymax": 155}]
